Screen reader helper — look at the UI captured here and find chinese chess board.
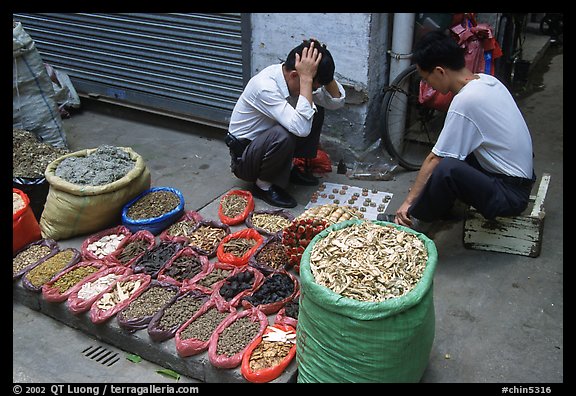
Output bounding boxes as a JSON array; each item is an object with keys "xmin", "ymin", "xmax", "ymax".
[{"xmin": 305, "ymin": 182, "xmax": 393, "ymax": 221}]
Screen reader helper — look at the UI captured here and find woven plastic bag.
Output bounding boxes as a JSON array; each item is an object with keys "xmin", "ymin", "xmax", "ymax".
[{"xmin": 297, "ymin": 220, "xmax": 438, "ymax": 383}]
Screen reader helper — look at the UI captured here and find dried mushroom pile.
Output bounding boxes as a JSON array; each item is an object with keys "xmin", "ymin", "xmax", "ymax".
[{"xmin": 309, "ymin": 221, "xmax": 428, "ymax": 302}]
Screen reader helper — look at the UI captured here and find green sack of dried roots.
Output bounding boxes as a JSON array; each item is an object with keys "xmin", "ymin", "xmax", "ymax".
[
  {"xmin": 297, "ymin": 219, "xmax": 438, "ymax": 383},
  {"xmin": 40, "ymin": 146, "xmax": 151, "ymax": 241}
]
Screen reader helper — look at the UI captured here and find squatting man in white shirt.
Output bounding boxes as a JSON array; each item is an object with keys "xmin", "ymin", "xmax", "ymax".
[{"xmin": 226, "ymin": 38, "xmax": 346, "ymax": 208}]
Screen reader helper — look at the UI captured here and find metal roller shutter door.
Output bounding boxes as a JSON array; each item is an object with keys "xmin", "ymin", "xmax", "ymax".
[{"xmin": 13, "ymin": 13, "xmax": 249, "ymax": 128}]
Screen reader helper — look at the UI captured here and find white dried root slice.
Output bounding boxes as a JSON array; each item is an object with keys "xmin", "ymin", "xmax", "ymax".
[
  {"xmin": 310, "ymin": 221, "xmax": 428, "ymax": 302},
  {"xmin": 96, "ymin": 279, "xmax": 142, "ymax": 310},
  {"xmin": 87, "ymin": 234, "xmax": 126, "ymax": 258},
  {"xmin": 262, "ymin": 326, "xmax": 296, "ymax": 344},
  {"xmin": 297, "ymin": 204, "xmax": 364, "ymax": 225},
  {"xmin": 77, "ymin": 273, "xmax": 122, "ymax": 300}
]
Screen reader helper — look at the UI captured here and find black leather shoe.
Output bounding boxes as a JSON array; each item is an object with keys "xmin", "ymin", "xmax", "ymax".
[
  {"xmin": 289, "ymin": 167, "xmax": 319, "ymax": 186},
  {"xmin": 252, "ymin": 185, "xmax": 297, "ymax": 208}
]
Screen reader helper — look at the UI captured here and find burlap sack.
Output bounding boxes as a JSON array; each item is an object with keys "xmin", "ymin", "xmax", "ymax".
[{"xmin": 40, "ymin": 147, "xmax": 151, "ymax": 240}]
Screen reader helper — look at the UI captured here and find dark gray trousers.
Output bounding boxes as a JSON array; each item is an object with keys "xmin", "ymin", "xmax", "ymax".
[
  {"xmin": 230, "ymin": 107, "xmax": 325, "ymax": 188},
  {"xmin": 409, "ymin": 154, "xmax": 535, "ymax": 221}
]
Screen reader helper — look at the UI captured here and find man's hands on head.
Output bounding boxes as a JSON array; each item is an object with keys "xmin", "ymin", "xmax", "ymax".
[{"xmin": 295, "ymin": 40, "xmax": 322, "ymax": 104}]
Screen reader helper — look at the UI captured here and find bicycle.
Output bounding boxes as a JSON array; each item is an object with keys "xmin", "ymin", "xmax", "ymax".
[
  {"xmin": 380, "ymin": 64, "xmax": 447, "ymax": 171},
  {"xmin": 380, "ymin": 13, "xmax": 508, "ymax": 171}
]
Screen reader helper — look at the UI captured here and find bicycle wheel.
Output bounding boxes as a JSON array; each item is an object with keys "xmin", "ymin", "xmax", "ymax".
[{"xmin": 380, "ymin": 64, "xmax": 446, "ymax": 171}]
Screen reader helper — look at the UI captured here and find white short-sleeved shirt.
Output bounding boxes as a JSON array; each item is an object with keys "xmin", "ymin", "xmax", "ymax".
[
  {"xmin": 432, "ymin": 73, "xmax": 533, "ymax": 178},
  {"xmin": 228, "ymin": 64, "xmax": 346, "ymax": 140}
]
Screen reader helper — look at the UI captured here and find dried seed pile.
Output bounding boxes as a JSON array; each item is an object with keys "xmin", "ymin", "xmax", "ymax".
[
  {"xmin": 13, "ymin": 128, "xmax": 69, "ymax": 178},
  {"xmin": 13, "ymin": 245, "xmax": 53, "ymax": 275},
  {"xmin": 219, "ymin": 271, "xmax": 254, "ymax": 301},
  {"xmin": 157, "ymin": 294, "xmax": 206, "ymax": 331},
  {"xmin": 243, "ymin": 273, "xmax": 294, "ymax": 306},
  {"xmin": 127, "ymin": 190, "xmax": 180, "ymax": 220},
  {"xmin": 55, "ymin": 145, "xmax": 134, "ymax": 186},
  {"xmin": 220, "ymin": 194, "xmax": 248, "ymax": 218},
  {"xmin": 163, "ymin": 255, "xmax": 203, "ymax": 282},
  {"xmin": 77, "ymin": 273, "xmax": 122, "ymax": 300},
  {"xmin": 87, "ymin": 233, "xmax": 126, "ymax": 258},
  {"xmin": 309, "ymin": 221, "xmax": 428, "ymax": 302},
  {"xmin": 180, "ymin": 307, "xmax": 229, "ymax": 342},
  {"xmin": 51, "ymin": 265, "xmax": 101, "ymax": 294},
  {"xmin": 216, "ymin": 316, "xmax": 260, "ymax": 357},
  {"xmin": 250, "ymin": 213, "xmax": 292, "ymax": 234},
  {"xmin": 119, "ymin": 285, "xmax": 178, "ymax": 320},
  {"xmin": 116, "ymin": 240, "xmax": 149, "ymax": 264},
  {"xmin": 24, "ymin": 250, "xmax": 75, "ymax": 287},
  {"xmin": 13, "ymin": 192, "xmax": 25, "ymax": 214},
  {"xmin": 96, "ymin": 279, "xmax": 142, "ymax": 310},
  {"xmin": 254, "ymin": 241, "xmax": 290, "ymax": 270}
]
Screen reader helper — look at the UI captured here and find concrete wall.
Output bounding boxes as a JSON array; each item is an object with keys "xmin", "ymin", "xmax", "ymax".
[{"xmin": 249, "ymin": 13, "xmax": 391, "ymax": 163}]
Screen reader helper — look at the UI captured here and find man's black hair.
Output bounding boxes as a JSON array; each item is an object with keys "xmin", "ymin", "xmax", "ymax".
[
  {"xmin": 412, "ymin": 30, "xmax": 466, "ymax": 72},
  {"xmin": 284, "ymin": 39, "xmax": 335, "ymax": 85}
]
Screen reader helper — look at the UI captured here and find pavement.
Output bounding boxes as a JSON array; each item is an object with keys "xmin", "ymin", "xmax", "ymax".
[{"xmin": 13, "ymin": 28, "xmax": 563, "ymax": 385}]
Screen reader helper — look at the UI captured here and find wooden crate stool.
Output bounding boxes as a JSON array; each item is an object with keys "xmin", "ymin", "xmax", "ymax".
[{"xmin": 463, "ymin": 173, "xmax": 551, "ymax": 257}]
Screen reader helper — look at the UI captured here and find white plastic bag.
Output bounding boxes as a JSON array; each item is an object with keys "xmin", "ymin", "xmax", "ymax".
[{"xmin": 13, "ymin": 21, "xmax": 68, "ymax": 148}]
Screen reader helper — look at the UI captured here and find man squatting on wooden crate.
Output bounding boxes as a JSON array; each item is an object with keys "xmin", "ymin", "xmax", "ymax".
[
  {"xmin": 393, "ymin": 31, "xmax": 536, "ymax": 234},
  {"xmin": 225, "ymin": 38, "xmax": 346, "ymax": 209}
]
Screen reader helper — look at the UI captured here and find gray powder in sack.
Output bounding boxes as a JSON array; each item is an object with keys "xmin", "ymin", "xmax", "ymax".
[{"xmin": 55, "ymin": 145, "xmax": 136, "ymax": 186}]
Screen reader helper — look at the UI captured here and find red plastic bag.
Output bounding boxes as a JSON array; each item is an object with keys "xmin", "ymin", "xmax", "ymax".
[
  {"xmin": 212, "ymin": 266, "xmax": 265, "ymax": 310},
  {"xmin": 116, "ymin": 280, "xmax": 179, "ymax": 333},
  {"xmin": 218, "ymin": 190, "xmax": 255, "ymax": 226},
  {"xmin": 418, "ymin": 82, "xmax": 454, "ymax": 112},
  {"xmin": 241, "ymin": 271, "xmax": 299, "ymax": 315},
  {"xmin": 89, "ymin": 273, "xmax": 151, "ymax": 324},
  {"xmin": 208, "ymin": 308, "xmax": 268, "ymax": 369},
  {"xmin": 66, "ymin": 266, "xmax": 133, "ymax": 314},
  {"xmin": 418, "ymin": 14, "xmax": 501, "ymax": 112},
  {"xmin": 293, "ymin": 149, "xmax": 333, "ymax": 175},
  {"xmin": 274, "ymin": 296, "xmax": 299, "ymax": 329},
  {"xmin": 216, "ymin": 228, "xmax": 264, "ymax": 267},
  {"xmin": 42, "ymin": 260, "xmax": 108, "ymax": 303},
  {"xmin": 13, "ymin": 188, "xmax": 42, "ymax": 254},
  {"xmin": 175, "ymin": 298, "xmax": 234, "ymax": 358},
  {"xmin": 158, "ymin": 210, "xmax": 203, "ymax": 243},
  {"xmin": 80, "ymin": 225, "xmax": 132, "ymax": 262},
  {"xmin": 241, "ymin": 323, "xmax": 297, "ymax": 383},
  {"xmin": 21, "ymin": 247, "xmax": 82, "ymax": 292},
  {"xmin": 185, "ymin": 260, "xmax": 239, "ymax": 294},
  {"xmin": 147, "ymin": 288, "xmax": 210, "ymax": 342},
  {"xmin": 156, "ymin": 246, "xmax": 209, "ymax": 288},
  {"xmin": 105, "ymin": 230, "xmax": 157, "ymax": 267}
]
